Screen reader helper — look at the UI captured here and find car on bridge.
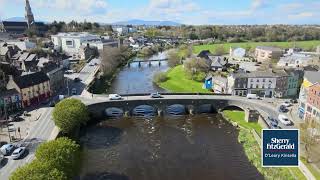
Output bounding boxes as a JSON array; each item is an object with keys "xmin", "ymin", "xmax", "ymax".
[
  {"xmin": 150, "ymin": 92, "xmax": 162, "ymax": 98},
  {"xmin": 109, "ymin": 94, "xmax": 122, "ymax": 100}
]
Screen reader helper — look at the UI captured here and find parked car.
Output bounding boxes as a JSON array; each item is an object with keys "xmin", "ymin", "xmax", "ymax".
[
  {"xmin": 109, "ymin": 94, "xmax": 122, "ymax": 100},
  {"xmin": 11, "ymin": 147, "xmax": 26, "ymax": 160},
  {"xmin": 246, "ymin": 94, "xmax": 259, "ymax": 100},
  {"xmin": 290, "ymin": 99, "xmax": 298, "ymax": 104},
  {"xmin": 150, "ymin": 92, "xmax": 162, "ymax": 98},
  {"xmin": 71, "ymin": 88, "xmax": 77, "ymax": 95},
  {"xmin": 269, "ymin": 122, "xmax": 279, "ymax": 129},
  {"xmin": 74, "ymin": 78, "xmax": 81, "ymax": 82},
  {"xmin": 0, "ymin": 144, "xmax": 15, "ymax": 155},
  {"xmin": 282, "ymin": 101, "xmax": 292, "ymax": 107},
  {"xmin": 278, "ymin": 105, "xmax": 287, "ymax": 113},
  {"xmin": 278, "ymin": 114, "xmax": 292, "ymax": 126},
  {"xmin": 267, "ymin": 116, "xmax": 279, "ymax": 125}
]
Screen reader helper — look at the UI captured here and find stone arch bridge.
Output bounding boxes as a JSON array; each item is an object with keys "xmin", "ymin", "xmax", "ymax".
[{"xmin": 80, "ymin": 94, "xmax": 274, "ymax": 122}]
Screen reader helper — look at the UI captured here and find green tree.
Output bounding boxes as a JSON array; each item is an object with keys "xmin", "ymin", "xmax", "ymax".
[
  {"xmin": 153, "ymin": 72, "xmax": 168, "ymax": 83},
  {"xmin": 53, "ymin": 98, "xmax": 89, "ymax": 133},
  {"xmin": 35, "ymin": 137, "xmax": 81, "ymax": 179},
  {"xmin": 10, "ymin": 160, "xmax": 67, "ymax": 180}
]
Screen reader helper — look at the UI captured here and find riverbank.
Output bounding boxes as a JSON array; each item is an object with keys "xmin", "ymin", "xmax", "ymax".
[
  {"xmin": 90, "ymin": 49, "xmax": 136, "ymax": 94},
  {"xmin": 158, "ymin": 65, "xmax": 210, "ymax": 93},
  {"xmin": 222, "ymin": 110, "xmax": 306, "ymax": 180},
  {"xmin": 193, "ymin": 40, "xmax": 320, "ymax": 54}
]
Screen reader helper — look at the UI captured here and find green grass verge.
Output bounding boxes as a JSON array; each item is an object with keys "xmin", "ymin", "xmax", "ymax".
[
  {"xmin": 223, "ymin": 110, "xmax": 306, "ymax": 180},
  {"xmin": 223, "ymin": 110, "xmax": 262, "ymax": 134},
  {"xmin": 193, "ymin": 40, "xmax": 320, "ymax": 54},
  {"xmin": 158, "ymin": 65, "xmax": 210, "ymax": 93},
  {"xmin": 301, "ymin": 157, "xmax": 320, "ymax": 180}
]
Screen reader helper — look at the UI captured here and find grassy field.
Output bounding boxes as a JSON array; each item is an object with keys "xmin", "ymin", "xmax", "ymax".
[
  {"xmin": 193, "ymin": 40, "xmax": 320, "ymax": 54},
  {"xmin": 223, "ymin": 110, "xmax": 262, "ymax": 134},
  {"xmin": 223, "ymin": 110, "xmax": 306, "ymax": 180},
  {"xmin": 158, "ymin": 65, "xmax": 210, "ymax": 93}
]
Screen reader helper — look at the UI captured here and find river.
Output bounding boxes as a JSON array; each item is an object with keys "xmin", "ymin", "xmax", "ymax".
[
  {"xmin": 80, "ymin": 114, "xmax": 263, "ymax": 180},
  {"xmin": 81, "ymin": 52, "xmax": 262, "ymax": 180},
  {"xmin": 93, "ymin": 51, "xmax": 170, "ymax": 94}
]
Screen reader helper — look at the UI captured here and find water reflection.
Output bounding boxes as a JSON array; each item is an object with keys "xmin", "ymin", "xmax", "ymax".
[{"xmin": 80, "ymin": 114, "xmax": 263, "ymax": 180}]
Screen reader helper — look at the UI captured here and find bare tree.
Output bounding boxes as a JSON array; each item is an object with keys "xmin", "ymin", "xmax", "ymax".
[
  {"xmin": 167, "ymin": 49, "xmax": 181, "ymax": 68},
  {"xmin": 184, "ymin": 57, "xmax": 209, "ymax": 80},
  {"xmin": 300, "ymin": 117, "xmax": 320, "ymax": 163},
  {"xmin": 101, "ymin": 47, "xmax": 121, "ymax": 76}
]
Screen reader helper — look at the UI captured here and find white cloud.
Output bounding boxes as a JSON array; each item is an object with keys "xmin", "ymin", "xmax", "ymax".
[
  {"xmin": 288, "ymin": 12, "xmax": 314, "ymax": 19},
  {"xmin": 31, "ymin": 0, "xmax": 108, "ymax": 15}
]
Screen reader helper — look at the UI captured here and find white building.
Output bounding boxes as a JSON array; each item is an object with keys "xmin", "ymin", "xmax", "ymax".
[
  {"xmin": 51, "ymin": 32, "xmax": 101, "ymax": 55},
  {"xmin": 247, "ymin": 72, "xmax": 277, "ymax": 97},
  {"xmin": 278, "ymin": 53, "xmax": 315, "ymax": 68},
  {"xmin": 113, "ymin": 26, "xmax": 129, "ymax": 36}
]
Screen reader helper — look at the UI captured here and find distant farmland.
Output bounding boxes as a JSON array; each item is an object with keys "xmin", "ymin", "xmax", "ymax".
[{"xmin": 193, "ymin": 40, "xmax": 320, "ymax": 54}]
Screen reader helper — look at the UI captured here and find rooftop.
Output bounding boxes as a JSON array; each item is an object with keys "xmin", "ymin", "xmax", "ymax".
[
  {"xmin": 304, "ymin": 71, "xmax": 320, "ymax": 84},
  {"xmin": 13, "ymin": 72, "xmax": 49, "ymax": 89}
]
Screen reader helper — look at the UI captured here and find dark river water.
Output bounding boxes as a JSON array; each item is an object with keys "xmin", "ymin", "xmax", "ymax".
[
  {"xmin": 80, "ymin": 114, "xmax": 263, "ymax": 180},
  {"xmin": 106, "ymin": 52, "xmax": 169, "ymax": 94}
]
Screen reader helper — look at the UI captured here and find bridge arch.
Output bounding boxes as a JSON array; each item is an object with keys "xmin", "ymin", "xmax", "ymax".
[
  {"xmin": 166, "ymin": 104, "xmax": 187, "ymax": 115},
  {"xmin": 105, "ymin": 107, "xmax": 124, "ymax": 118},
  {"xmin": 132, "ymin": 105, "xmax": 157, "ymax": 117}
]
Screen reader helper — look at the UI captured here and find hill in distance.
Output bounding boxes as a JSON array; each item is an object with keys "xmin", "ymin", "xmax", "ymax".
[{"xmin": 113, "ymin": 19, "xmax": 181, "ymax": 26}]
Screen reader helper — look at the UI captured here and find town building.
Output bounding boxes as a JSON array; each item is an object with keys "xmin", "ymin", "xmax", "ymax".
[
  {"xmin": 0, "ymin": 1, "xmax": 47, "ymax": 35},
  {"xmin": 229, "ymin": 47, "xmax": 246, "ymax": 58},
  {"xmin": 277, "ymin": 53, "xmax": 316, "ymax": 68},
  {"xmin": 0, "ymin": 40, "xmax": 36, "ymax": 51},
  {"xmin": 298, "ymin": 71, "xmax": 320, "ymax": 120},
  {"xmin": 0, "ymin": 89, "xmax": 22, "ymax": 117},
  {"xmin": 79, "ymin": 44, "xmax": 100, "ymax": 60},
  {"xmin": 6, "ymin": 72, "xmax": 51, "ymax": 107},
  {"xmin": 210, "ymin": 56, "xmax": 228, "ymax": 71},
  {"xmin": 212, "ymin": 76, "xmax": 228, "ymax": 94},
  {"xmin": 51, "ymin": 32, "xmax": 101, "ymax": 55},
  {"xmin": 228, "ymin": 69, "xmax": 302, "ymax": 98},
  {"xmin": 305, "ymin": 83, "xmax": 320, "ymax": 123},
  {"xmin": 255, "ymin": 46, "xmax": 283, "ymax": 62},
  {"xmin": 227, "ymin": 72, "xmax": 248, "ymax": 96}
]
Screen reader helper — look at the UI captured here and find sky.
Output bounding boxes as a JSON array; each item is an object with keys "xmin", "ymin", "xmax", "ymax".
[{"xmin": 0, "ymin": 0, "xmax": 319, "ymax": 25}]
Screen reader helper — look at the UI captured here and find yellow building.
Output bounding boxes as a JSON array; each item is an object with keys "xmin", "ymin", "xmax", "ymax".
[{"xmin": 6, "ymin": 72, "xmax": 51, "ymax": 107}]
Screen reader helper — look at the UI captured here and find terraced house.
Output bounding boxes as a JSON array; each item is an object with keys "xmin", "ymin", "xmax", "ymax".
[
  {"xmin": 306, "ymin": 83, "xmax": 320, "ymax": 123},
  {"xmin": 298, "ymin": 71, "xmax": 320, "ymax": 120},
  {"xmin": 228, "ymin": 69, "xmax": 302, "ymax": 98},
  {"xmin": 6, "ymin": 72, "xmax": 51, "ymax": 107}
]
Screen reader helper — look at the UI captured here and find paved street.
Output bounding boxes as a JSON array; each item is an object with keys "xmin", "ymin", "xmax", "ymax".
[
  {"xmin": 0, "ymin": 107, "xmax": 55, "ymax": 180},
  {"xmin": 0, "ymin": 58, "xmax": 101, "ymax": 179}
]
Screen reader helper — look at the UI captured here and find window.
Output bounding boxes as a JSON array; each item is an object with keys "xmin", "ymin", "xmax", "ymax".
[
  {"xmin": 251, "ymin": 84, "xmax": 253, "ymax": 88},
  {"xmin": 256, "ymin": 85, "xmax": 259, "ymax": 88},
  {"xmin": 250, "ymin": 79, "xmax": 253, "ymax": 82},
  {"xmin": 257, "ymin": 79, "xmax": 260, "ymax": 82},
  {"xmin": 263, "ymin": 79, "xmax": 265, "ymax": 82},
  {"xmin": 66, "ymin": 40, "xmax": 73, "ymax": 46}
]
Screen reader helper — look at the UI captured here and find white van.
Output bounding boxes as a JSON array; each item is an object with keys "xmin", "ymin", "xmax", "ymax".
[{"xmin": 246, "ymin": 94, "xmax": 259, "ymax": 99}]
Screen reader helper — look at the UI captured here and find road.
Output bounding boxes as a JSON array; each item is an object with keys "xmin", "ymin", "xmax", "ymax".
[
  {"xmin": 64, "ymin": 58, "xmax": 100, "ymax": 96},
  {"xmin": 0, "ymin": 108, "xmax": 55, "ymax": 179},
  {"xmin": 0, "ymin": 59, "xmax": 101, "ymax": 179}
]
